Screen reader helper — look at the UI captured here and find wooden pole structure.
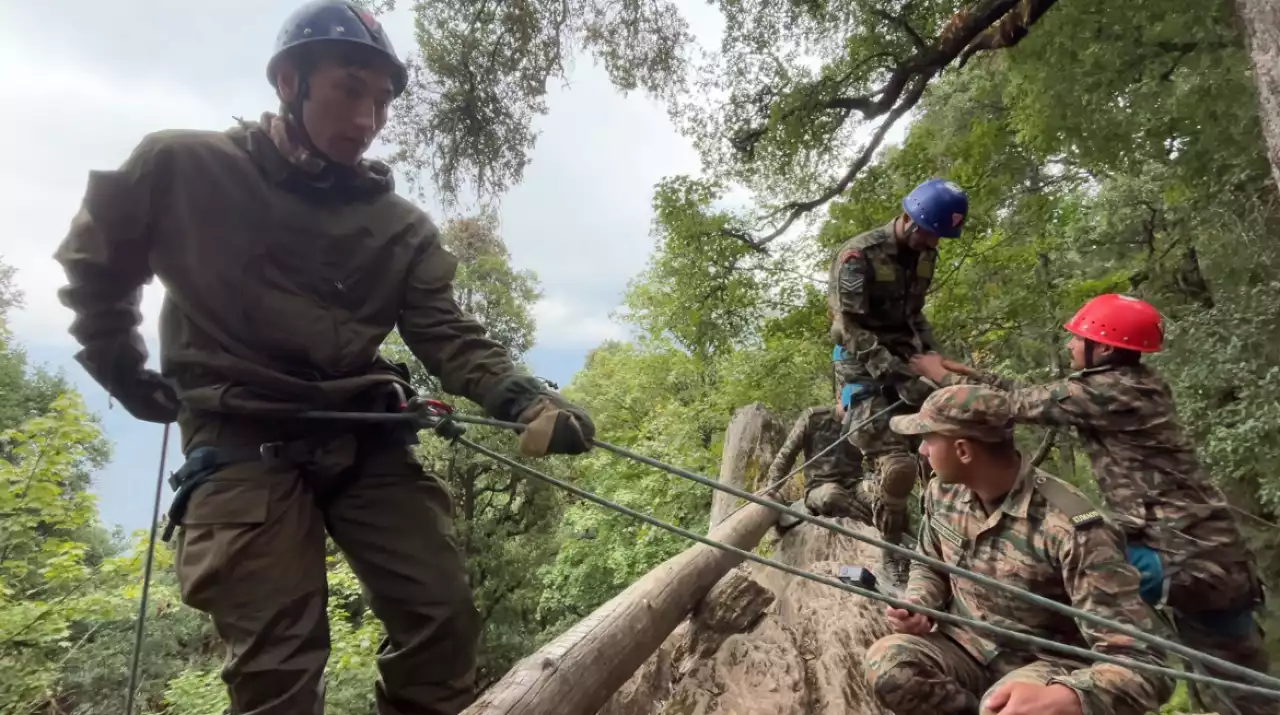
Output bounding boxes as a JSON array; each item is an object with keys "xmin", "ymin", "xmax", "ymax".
[{"xmin": 464, "ymin": 406, "xmax": 782, "ymax": 715}]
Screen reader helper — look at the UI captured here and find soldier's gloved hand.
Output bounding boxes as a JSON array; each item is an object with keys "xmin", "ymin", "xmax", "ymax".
[
  {"xmin": 111, "ymin": 369, "xmax": 180, "ymax": 424},
  {"xmin": 1124, "ymin": 545, "xmax": 1165, "ymax": 605},
  {"xmin": 517, "ymin": 393, "xmax": 595, "ymax": 457}
]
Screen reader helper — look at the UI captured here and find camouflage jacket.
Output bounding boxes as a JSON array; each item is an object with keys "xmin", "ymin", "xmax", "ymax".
[
  {"xmin": 765, "ymin": 406, "xmax": 864, "ymax": 490},
  {"xmin": 826, "ymin": 222, "xmax": 937, "ymax": 385},
  {"xmin": 943, "ymin": 366, "xmax": 1253, "ymax": 578},
  {"xmin": 906, "ymin": 460, "xmax": 1172, "ymax": 714}
]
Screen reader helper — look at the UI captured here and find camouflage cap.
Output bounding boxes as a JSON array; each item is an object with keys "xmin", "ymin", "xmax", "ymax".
[{"xmin": 889, "ymin": 384, "xmax": 1015, "ymax": 443}]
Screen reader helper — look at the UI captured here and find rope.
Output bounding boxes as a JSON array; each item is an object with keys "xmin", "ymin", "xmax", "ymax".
[
  {"xmin": 294, "ymin": 405, "xmax": 1280, "ymax": 689},
  {"xmin": 125, "ymin": 422, "xmax": 171, "ymax": 714},
  {"xmin": 433, "ymin": 411, "xmax": 1280, "ymax": 690},
  {"xmin": 452, "ymin": 434, "xmax": 1280, "ymax": 700}
]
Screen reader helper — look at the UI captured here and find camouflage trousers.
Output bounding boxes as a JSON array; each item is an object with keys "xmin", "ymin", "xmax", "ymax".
[
  {"xmin": 845, "ymin": 392, "xmax": 922, "ymax": 544},
  {"xmin": 865, "ymin": 632, "xmax": 1089, "ymax": 715},
  {"xmin": 1165, "ymin": 606, "xmax": 1274, "ymax": 715},
  {"xmin": 803, "ymin": 479, "xmax": 876, "ymax": 524}
]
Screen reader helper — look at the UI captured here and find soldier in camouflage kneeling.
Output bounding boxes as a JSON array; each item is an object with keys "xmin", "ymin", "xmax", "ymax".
[
  {"xmin": 765, "ymin": 394, "xmax": 875, "ymax": 528},
  {"xmin": 864, "ymin": 385, "xmax": 1171, "ymax": 715}
]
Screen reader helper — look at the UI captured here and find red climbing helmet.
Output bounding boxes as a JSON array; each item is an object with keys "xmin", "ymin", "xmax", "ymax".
[{"xmin": 1063, "ymin": 294, "xmax": 1164, "ymax": 353}]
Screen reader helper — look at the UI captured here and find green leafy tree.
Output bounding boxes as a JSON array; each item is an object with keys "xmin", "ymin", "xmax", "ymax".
[{"xmin": 379, "ymin": 213, "xmax": 559, "ymax": 687}]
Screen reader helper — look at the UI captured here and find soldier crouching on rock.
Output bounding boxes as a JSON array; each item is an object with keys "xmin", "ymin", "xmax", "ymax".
[
  {"xmin": 864, "ymin": 385, "xmax": 1171, "ymax": 715},
  {"xmin": 766, "ymin": 377, "xmax": 876, "ymax": 529},
  {"xmin": 52, "ymin": 2, "xmax": 595, "ymax": 713}
]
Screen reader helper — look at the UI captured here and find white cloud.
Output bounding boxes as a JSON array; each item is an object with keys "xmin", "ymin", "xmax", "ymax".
[{"xmin": 533, "ymin": 295, "xmax": 633, "ymax": 348}]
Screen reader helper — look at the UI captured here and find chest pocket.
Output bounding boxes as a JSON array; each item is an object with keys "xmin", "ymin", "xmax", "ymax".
[
  {"xmin": 930, "ymin": 515, "xmax": 971, "ymax": 567},
  {"xmin": 916, "ymin": 252, "xmax": 935, "ymax": 280}
]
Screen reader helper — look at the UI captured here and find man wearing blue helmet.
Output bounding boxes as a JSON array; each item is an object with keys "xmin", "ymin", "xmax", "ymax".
[
  {"xmin": 52, "ymin": 1, "xmax": 595, "ymax": 713},
  {"xmin": 826, "ymin": 178, "xmax": 968, "ymax": 585}
]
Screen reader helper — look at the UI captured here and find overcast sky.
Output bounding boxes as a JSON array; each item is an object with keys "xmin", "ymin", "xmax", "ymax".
[{"xmin": 0, "ymin": 0, "xmax": 728, "ymax": 532}]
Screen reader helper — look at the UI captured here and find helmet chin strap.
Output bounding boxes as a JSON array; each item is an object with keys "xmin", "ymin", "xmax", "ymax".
[{"xmin": 1083, "ymin": 339, "xmax": 1097, "ymax": 370}]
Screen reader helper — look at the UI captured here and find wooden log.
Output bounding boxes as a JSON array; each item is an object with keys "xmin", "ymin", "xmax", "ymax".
[
  {"xmin": 462, "ymin": 500, "xmax": 778, "ymax": 715},
  {"xmin": 708, "ymin": 403, "xmax": 784, "ymax": 529}
]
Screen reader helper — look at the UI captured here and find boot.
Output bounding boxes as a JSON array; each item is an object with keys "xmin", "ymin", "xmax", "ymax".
[{"xmin": 776, "ymin": 499, "xmax": 806, "ymax": 533}]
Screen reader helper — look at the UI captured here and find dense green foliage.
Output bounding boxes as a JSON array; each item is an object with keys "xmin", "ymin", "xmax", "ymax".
[{"xmin": 4, "ymin": 0, "xmax": 1278, "ymax": 709}]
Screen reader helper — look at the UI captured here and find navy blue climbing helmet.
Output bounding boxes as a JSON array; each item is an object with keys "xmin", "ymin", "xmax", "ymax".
[
  {"xmin": 902, "ymin": 178, "xmax": 969, "ymax": 239},
  {"xmin": 267, "ymin": 0, "xmax": 409, "ymax": 97}
]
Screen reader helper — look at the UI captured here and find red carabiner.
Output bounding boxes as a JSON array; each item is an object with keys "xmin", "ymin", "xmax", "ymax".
[
  {"xmin": 406, "ymin": 396, "xmax": 455, "ymax": 416},
  {"xmin": 423, "ymin": 399, "xmax": 454, "ymax": 415}
]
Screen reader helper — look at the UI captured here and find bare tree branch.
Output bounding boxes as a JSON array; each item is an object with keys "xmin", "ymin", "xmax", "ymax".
[
  {"xmin": 1030, "ymin": 429, "xmax": 1057, "ymax": 467},
  {"xmin": 722, "ymin": 0, "xmax": 1062, "ymax": 251}
]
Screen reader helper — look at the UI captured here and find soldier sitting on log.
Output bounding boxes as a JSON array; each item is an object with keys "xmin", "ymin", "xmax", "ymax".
[{"xmin": 864, "ymin": 385, "xmax": 1172, "ymax": 715}]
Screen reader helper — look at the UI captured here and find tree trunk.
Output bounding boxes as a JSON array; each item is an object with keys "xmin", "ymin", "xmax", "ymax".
[
  {"xmin": 708, "ymin": 403, "xmax": 785, "ymax": 529},
  {"xmin": 465, "ymin": 406, "xmax": 785, "ymax": 715},
  {"xmin": 1236, "ymin": 0, "xmax": 1280, "ymax": 187}
]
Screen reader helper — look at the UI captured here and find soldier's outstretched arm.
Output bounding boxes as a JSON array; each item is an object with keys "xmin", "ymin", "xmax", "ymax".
[
  {"xmin": 939, "ymin": 369, "xmax": 1021, "ymax": 393},
  {"xmin": 1047, "ymin": 521, "xmax": 1175, "ymax": 713},
  {"xmin": 941, "ymin": 372, "xmax": 1106, "ymax": 432},
  {"xmin": 399, "ymin": 233, "xmax": 595, "ymax": 456},
  {"xmin": 398, "ymin": 231, "xmax": 525, "ymax": 413},
  {"xmin": 52, "ymin": 134, "xmax": 162, "ymax": 406},
  {"xmin": 903, "ymin": 483, "xmax": 950, "ymax": 609},
  {"xmin": 765, "ymin": 410, "xmax": 811, "ymax": 487}
]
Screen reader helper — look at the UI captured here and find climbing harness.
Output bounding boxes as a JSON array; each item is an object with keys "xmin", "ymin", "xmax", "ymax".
[
  {"xmin": 455, "ymin": 433, "xmax": 1280, "ymax": 700},
  {"xmin": 125, "ymin": 422, "xmax": 171, "ymax": 715}
]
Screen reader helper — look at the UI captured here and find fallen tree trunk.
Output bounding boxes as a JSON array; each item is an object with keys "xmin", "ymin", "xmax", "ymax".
[{"xmin": 465, "ymin": 405, "xmax": 783, "ymax": 715}]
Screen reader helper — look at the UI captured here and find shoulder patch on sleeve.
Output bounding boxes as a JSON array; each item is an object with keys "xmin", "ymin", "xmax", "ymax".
[
  {"xmin": 837, "ymin": 248, "xmax": 862, "ymax": 264},
  {"xmin": 1033, "ymin": 473, "xmax": 1103, "ymax": 529}
]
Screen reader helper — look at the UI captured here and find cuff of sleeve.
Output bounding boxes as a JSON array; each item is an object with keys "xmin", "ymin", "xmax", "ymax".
[
  {"xmin": 939, "ymin": 373, "xmax": 975, "ymax": 387},
  {"xmin": 481, "ymin": 373, "xmax": 546, "ymax": 422},
  {"xmin": 901, "ymin": 587, "xmax": 942, "ymax": 610},
  {"xmin": 1046, "ymin": 675, "xmax": 1098, "ymax": 715}
]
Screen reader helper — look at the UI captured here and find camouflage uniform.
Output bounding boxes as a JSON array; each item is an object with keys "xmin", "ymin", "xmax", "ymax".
[
  {"xmin": 765, "ymin": 406, "xmax": 874, "ymax": 522},
  {"xmin": 827, "ymin": 222, "xmax": 938, "ymax": 570},
  {"xmin": 864, "ymin": 385, "xmax": 1173, "ymax": 715},
  {"xmin": 945, "ymin": 365, "xmax": 1270, "ymax": 715}
]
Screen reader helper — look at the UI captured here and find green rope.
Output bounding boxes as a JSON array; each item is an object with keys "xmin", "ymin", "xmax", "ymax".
[
  {"xmin": 453, "ymin": 435, "xmax": 1280, "ymax": 700},
  {"xmin": 443, "ymin": 412, "xmax": 1280, "ymax": 690},
  {"xmin": 295, "ymin": 406, "xmax": 1280, "ymax": 691}
]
